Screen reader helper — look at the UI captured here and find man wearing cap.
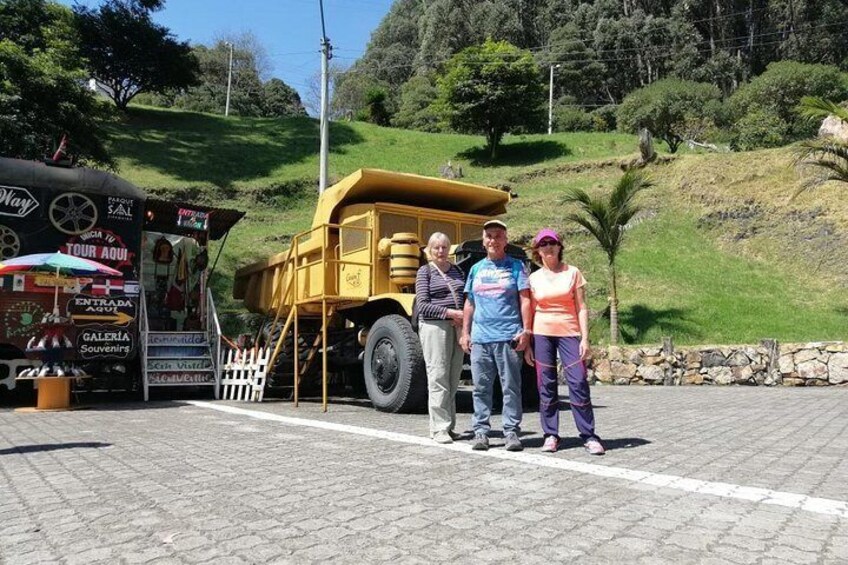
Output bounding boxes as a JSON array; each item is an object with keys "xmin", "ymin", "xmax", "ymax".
[{"xmin": 460, "ymin": 219, "xmax": 532, "ymax": 451}]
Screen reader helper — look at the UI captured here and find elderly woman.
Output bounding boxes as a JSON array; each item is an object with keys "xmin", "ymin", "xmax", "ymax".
[
  {"xmin": 415, "ymin": 232, "xmax": 466, "ymax": 444},
  {"xmin": 525, "ymin": 228, "xmax": 604, "ymax": 455}
]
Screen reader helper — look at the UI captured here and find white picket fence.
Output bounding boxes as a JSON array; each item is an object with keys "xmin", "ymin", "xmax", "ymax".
[{"xmin": 219, "ymin": 347, "xmax": 270, "ymax": 402}]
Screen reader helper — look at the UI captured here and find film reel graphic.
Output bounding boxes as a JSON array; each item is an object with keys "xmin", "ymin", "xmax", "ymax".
[
  {"xmin": 0, "ymin": 224, "xmax": 21, "ymax": 260},
  {"xmin": 49, "ymin": 192, "xmax": 98, "ymax": 235}
]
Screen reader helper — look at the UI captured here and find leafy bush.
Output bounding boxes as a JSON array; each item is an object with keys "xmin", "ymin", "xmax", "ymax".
[
  {"xmin": 728, "ymin": 61, "xmax": 848, "ymax": 147},
  {"xmin": 554, "ymin": 105, "xmax": 593, "ymax": 132},
  {"xmin": 731, "ymin": 111, "xmax": 789, "ymax": 150},
  {"xmin": 392, "ymin": 74, "xmax": 441, "ymax": 132},
  {"xmin": 591, "ymin": 105, "xmax": 618, "ymax": 132},
  {"xmin": 617, "ymin": 78, "xmax": 722, "ymax": 152}
]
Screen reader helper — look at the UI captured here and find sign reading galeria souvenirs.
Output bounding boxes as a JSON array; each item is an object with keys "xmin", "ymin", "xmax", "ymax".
[{"xmin": 76, "ymin": 326, "xmax": 134, "ymax": 359}]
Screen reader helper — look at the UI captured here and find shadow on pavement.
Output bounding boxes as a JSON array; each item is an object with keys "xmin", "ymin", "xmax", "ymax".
[
  {"xmin": 520, "ymin": 436, "xmax": 652, "ymax": 451},
  {"xmin": 0, "ymin": 442, "xmax": 112, "ymax": 455}
]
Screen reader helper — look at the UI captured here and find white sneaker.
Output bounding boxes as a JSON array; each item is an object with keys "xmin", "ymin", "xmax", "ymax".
[
  {"xmin": 51, "ymin": 336, "xmax": 61, "ymax": 349},
  {"xmin": 27, "ymin": 336, "xmax": 36, "ymax": 349},
  {"xmin": 433, "ymin": 431, "xmax": 453, "ymax": 444},
  {"xmin": 35, "ymin": 337, "xmax": 47, "ymax": 351},
  {"xmin": 55, "ymin": 365, "xmax": 65, "ymax": 377},
  {"xmin": 584, "ymin": 439, "xmax": 606, "ymax": 456},
  {"xmin": 38, "ymin": 365, "xmax": 50, "ymax": 377},
  {"xmin": 541, "ymin": 436, "xmax": 559, "ymax": 453}
]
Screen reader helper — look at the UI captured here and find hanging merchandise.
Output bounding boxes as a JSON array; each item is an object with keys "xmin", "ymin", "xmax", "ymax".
[
  {"xmin": 153, "ymin": 237, "xmax": 174, "ymax": 264},
  {"xmin": 165, "ymin": 282, "xmax": 185, "ymax": 311},
  {"xmin": 193, "ymin": 247, "xmax": 208, "ymax": 272},
  {"xmin": 175, "ymin": 249, "xmax": 188, "ymax": 284}
]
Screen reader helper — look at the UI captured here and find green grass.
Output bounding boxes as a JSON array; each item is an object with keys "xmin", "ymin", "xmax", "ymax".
[
  {"xmin": 106, "ymin": 106, "xmax": 637, "ymax": 189},
  {"xmin": 106, "ymin": 106, "xmax": 848, "ymax": 344}
]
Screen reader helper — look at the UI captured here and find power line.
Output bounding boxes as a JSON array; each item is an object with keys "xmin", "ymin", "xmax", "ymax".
[{"xmin": 333, "ymin": 19, "xmax": 848, "ymax": 76}]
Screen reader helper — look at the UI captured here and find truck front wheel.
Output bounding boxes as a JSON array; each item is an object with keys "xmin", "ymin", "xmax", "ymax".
[{"xmin": 363, "ymin": 315, "xmax": 427, "ymax": 413}]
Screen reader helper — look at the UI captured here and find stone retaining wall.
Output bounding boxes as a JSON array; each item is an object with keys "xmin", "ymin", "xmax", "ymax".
[{"xmin": 587, "ymin": 340, "xmax": 848, "ymax": 386}]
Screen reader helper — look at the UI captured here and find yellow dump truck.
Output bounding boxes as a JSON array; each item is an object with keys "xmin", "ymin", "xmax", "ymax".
[{"xmin": 233, "ymin": 168, "xmax": 531, "ymax": 412}]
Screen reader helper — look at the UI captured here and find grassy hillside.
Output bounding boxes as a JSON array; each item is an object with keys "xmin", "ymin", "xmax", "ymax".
[{"xmin": 106, "ymin": 106, "xmax": 848, "ymax": 345}]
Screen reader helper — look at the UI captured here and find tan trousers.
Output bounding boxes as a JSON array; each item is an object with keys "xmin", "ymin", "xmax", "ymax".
[{"xmin": 419, "ymin": 319, "xmax": 464, "ymax": 435}]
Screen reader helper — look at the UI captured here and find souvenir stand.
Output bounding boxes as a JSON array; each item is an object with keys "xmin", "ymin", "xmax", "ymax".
[
  {"xmin": 17, "ymin": 309, "xmax": 88, "ymax": 410},
  {"xmin": 140, "ymin": 200, "xmax": 244, "ymax": 398},
  {"xmin": 142, "ymin": 228, "xmax": 208, "ymax": 332}
]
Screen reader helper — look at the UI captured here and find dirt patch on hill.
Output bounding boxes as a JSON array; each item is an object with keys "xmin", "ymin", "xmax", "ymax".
[
  {"xmin": 506, "ymin": 154, "xmax": 676, "ymax": 184},
  {"xmin": 671, "ymin": 151, "xmax": 848, "ymax": 285}
]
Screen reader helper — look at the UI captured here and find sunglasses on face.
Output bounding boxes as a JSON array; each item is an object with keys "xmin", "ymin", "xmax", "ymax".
[{"xmin": 537, "ymin": 240, "xmax": 559, "ymax": 248}]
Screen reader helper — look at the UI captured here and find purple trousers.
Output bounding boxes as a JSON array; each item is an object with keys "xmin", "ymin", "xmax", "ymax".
[{"xmin": 534, "ymin": 335, "xmax": 598, "ymax": 441}]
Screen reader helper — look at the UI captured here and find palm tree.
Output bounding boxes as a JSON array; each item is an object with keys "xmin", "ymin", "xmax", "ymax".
[
  {"xmin": 562, "ymin": 170, "xmax": 653, "ymax": 344},
  {"xmin": 795, "ymin": 96, "xmax": 848, "ymax": 195}
]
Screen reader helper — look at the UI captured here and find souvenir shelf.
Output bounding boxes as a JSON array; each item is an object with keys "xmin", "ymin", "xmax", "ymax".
[{"xmin": 16, "ymin": 312, "xmax": 90, "ymax": 411}]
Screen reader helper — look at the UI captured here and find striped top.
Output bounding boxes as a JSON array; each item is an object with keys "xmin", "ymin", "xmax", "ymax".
[{"xmin": 415, "ymin": 263, "xmax": 466, "ymax": 320}]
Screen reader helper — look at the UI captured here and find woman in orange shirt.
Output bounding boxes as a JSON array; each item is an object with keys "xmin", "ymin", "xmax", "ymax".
[{"xmin": 525, "ymin": 228, "xmax": 604, "ymax": 455}]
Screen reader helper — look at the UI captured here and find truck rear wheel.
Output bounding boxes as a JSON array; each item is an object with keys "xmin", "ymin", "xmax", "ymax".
[{"xmin": 364, "ymin": 315, "xmax": 427, "ymax": 413}]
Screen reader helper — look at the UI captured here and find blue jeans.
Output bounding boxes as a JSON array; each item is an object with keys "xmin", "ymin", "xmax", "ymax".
[{"xmin": 470, "ymin": 341, "xmax": 523, "ymax": 435}]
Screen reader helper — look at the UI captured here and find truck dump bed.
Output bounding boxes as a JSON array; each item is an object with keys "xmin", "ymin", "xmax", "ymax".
[{"xmin": 233, "ymin": 169, "xmax": 510, "ymax": 314}]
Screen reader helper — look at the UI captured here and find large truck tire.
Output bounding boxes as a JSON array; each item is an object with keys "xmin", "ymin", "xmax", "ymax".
[{"xmin": 364, "ymin": 314, "xmax": 427, "ymax": 413}]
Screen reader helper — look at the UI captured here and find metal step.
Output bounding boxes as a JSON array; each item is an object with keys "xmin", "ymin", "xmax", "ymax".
[
  {"xmin": 146, "ymin": 358, "xmax": 213, "ymax": 372},
  {"xmin": 146, "ymin": 332, "xmax": 209, "ymax": 347}
]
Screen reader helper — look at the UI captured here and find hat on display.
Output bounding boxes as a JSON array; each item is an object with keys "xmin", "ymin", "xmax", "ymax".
[{"xmin": 532, "ymin": 228, "xmax": 562, "ymax": 247}]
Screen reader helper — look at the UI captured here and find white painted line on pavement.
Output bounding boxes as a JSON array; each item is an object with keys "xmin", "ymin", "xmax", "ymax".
[{"xmin": 187, "ymin": 401, "xmax": 848, "ymax": 518}]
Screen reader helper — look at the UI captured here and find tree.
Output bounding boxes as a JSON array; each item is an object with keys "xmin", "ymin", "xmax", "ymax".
[
  {"xmin": 358, "ymin": 88, "xmax": 391, "ymax": 126},
  {"xmin": 332, "ymin": 70, "xmax": 391, "ymax": 121},
  {"xmin": 392, "ymin": 73, "xmax": 441, "ymax": 132},
  {"xmin": 436, "ymin": 38, "xmax": 543, "ymax": 159},
  {"xmin": 0, "ymin": 0, "xmax": 112, "ymax": 165},
  {"xmin": 74, "ymin": 0, "xmax": 199, "ymax": 110},
  {"xmin": 261, "ymin": 79, "xmax": 306, "ymax": 118},
  {"xmin": 794, "ymin": 96, "xmax": 848, "ymax": 194},
  {"xmin": 173, "ymin": 39, "xmax": 262, "ymax": 116},
  {"xmin": 617, "ymin": 78, "xmax": 721, "ymax": 153},
  {"xmin": 562, "ymin": 170, "xmax": 653, "ymax": 345},
  {"xmin": 728, "ymin": 61, "xmax": 848, "ymax": 148}
]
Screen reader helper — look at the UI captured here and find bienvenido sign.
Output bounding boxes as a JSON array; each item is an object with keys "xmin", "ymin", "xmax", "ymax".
[{"xmin": 0, "ymin": 185, "xmax": 39, "ymax": 218}]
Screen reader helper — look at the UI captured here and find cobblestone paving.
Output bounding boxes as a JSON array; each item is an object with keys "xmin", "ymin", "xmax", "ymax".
[{"xmin": 1, "ymin": 386, "xmax": 847, "ymax": 564}]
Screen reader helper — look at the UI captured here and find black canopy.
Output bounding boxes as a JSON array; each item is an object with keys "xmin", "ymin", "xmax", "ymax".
[{"xmin": 144, "ymin": 198, "xmax": 245, "ymax": 241}]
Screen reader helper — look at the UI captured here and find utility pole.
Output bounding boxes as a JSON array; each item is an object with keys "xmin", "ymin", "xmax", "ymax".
[
  {"xmin": 225, "ymin": 42, "xmax": 234, "ymax": 117},
  {"xmin": 548, "ymin": 64, "xmax": 560, "ymax": 135},
  {"xmin": 318, "ymin": 0, "xmax": 333, "ymax": 193}
]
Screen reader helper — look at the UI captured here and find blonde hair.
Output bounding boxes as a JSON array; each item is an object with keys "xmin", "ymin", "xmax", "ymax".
[{"xmin": 425, "ymin": 232, "xmax": 451, "ymax": 260}]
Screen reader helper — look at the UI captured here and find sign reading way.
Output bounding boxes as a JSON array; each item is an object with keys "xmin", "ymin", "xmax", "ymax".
[{"xmin": 0, "ymin": 185, "xmax": 39, "ymax": 218}]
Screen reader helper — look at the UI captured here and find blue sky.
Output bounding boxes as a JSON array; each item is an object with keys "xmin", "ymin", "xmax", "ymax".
[{"xmin": 63, "ymin": 0, "xmax": 394, "ymax": 111}]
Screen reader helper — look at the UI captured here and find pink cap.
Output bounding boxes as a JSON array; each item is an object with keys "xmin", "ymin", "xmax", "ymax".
[{"xmin": 532, "ymin": 228, "xmax": 561, "ymax": 247}]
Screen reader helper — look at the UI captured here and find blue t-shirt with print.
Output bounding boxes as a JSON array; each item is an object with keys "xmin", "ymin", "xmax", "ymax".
[{"xmin": 464, "ymin": 256, "xmax": 529, "ymax": 344}]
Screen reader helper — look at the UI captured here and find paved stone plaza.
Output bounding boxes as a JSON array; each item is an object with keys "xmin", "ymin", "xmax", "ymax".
[{"xmin": 1, "ymin": 386, "xmax": 847, "ymax": 564}]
